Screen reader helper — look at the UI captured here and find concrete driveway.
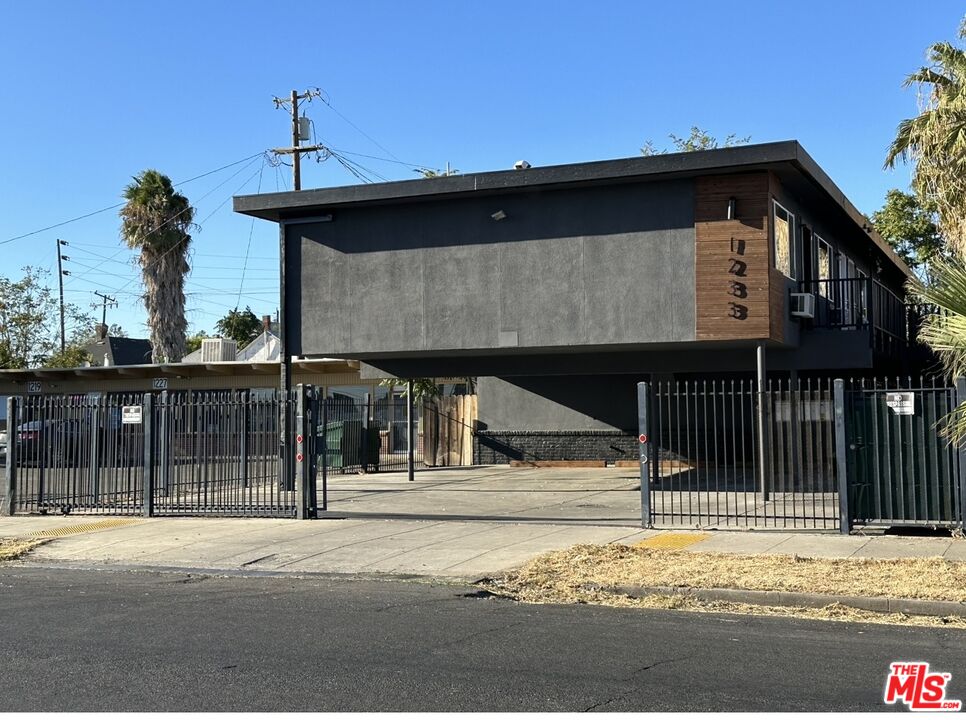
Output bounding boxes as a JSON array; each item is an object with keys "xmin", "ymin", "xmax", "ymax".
[{"xmin": 321, "ymin": 465, "xmax": 644, "ymax": 525}]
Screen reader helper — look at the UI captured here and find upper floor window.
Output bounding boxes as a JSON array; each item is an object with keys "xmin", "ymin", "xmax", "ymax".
[
  {"xmin": 817, "ymin": 236, "xmax": 832, "ymax": 297},
  {"xmin": 773, "ymin": 201, "xmax": 795, "ymax": 279}
]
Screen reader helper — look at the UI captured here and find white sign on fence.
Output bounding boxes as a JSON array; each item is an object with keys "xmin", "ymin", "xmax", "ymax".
[
  {"xmin": 121, "ymin": 405, "xmax": 143, "ymax": 425},
  {"xmin": 885, "ymin": 392, "xmax": 915, "ymax": 416}
]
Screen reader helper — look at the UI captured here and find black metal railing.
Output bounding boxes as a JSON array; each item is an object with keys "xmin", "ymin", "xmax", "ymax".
[{"xmin": 799, "ymin": 278, "xmax": 909, "ymax": 346}]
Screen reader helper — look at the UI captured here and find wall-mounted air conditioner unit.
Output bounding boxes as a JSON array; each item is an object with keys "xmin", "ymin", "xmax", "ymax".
[{"xmin": 790, "ymin": 292, "xmax": 816, "ymax": 319}]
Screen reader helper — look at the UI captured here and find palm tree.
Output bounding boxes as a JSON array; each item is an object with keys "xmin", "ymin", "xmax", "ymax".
[
  {"xmin": 885, "ymin": 19, "xmax": 966, "ymax": 254},
  {"xmin": 120, "ymin": 169, "xmax": 195, "ymax": 363},
  {"xmin": 910, "ymin": 257, "xmax": 966, "ymax": 441}
]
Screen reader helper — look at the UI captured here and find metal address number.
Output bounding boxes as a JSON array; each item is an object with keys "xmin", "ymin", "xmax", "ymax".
[
  {"xmin": 153, "ymin": 378, "xmax": 169, "ymax": 390},
  {"xmin": 727, "ymin": 237, "xmax": 749, "ymax": 320},
  {"xmin": 27, "ymin": 381, "xmax": 42, "ymax": 394}
]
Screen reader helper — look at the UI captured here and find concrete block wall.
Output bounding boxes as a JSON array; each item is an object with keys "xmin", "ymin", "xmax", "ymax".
[{"xmin": 474, "ymin": 430, "xmax": 639, "ymax": 464}]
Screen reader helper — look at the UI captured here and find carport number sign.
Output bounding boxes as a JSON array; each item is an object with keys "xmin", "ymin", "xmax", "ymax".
[
  {"xmin": 121, "ymin": 405, "xmax": 143, "ymax": 425},
  {"xmin": 27, "ymin": 381, "xmax": 42, "ymax": 394},
  {"xmin": 886, "ymin": 392, "xmax": 915, "ymax": 416},
  {"xmin": 152, "ymin": 378, "xmax": 169, "ymax": 390}
]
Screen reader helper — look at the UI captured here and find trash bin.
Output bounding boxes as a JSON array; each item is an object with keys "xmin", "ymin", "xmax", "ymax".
[{"xmin": 319, "ymin": 420, "xmax": 381, "ymax": 472}]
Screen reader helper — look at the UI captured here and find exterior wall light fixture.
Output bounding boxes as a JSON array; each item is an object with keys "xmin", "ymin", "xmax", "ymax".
[{"xmin": 727, "ymin": 197, "xmax": 737, "ymax": 220}]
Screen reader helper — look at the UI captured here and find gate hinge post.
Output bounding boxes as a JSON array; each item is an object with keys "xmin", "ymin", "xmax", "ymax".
[
  {"xmin": 833, "ymin": 378, "xmax": 851, "ymax": 534},
  {"xmin": 294, "ymin": 384, "xmax": 316, "ymax": 519},
  {"xmin": 5, "ymin": 396, "xmax": 17, "ymax": 515},
  {"xmin": 142, "ymin": 393, "xmax": 155, "ymax": 518},
  {"xmin": 637, "ymin": 381, "xmax": 653, "ymax": 529}
]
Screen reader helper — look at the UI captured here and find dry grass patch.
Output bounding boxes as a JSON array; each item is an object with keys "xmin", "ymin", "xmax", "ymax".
[
  {"xmin": 492, "ymin": 543, "xmax": 966, "ymax": 602},
  {"xmin": 481, "ymin": 543, "xmax": 966, "ymax": 628},
  {"xmin": 0, "ymin": 538, "xmax": 47, "ymax": 562}
]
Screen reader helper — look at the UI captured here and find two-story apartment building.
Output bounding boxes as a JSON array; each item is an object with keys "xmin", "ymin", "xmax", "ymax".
[{"xmin": 234, "ymin": 141, "xmax": 920, "ymax": 463}]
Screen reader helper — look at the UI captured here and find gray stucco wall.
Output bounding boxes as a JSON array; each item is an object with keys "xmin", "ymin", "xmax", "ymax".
[
  {"xmin": 476, "ymin": 375, "xmax": 643, "ymax": 432},
  {"xmin": 287, "ymin": 179, "xmax": 696, "ymax": 358}
]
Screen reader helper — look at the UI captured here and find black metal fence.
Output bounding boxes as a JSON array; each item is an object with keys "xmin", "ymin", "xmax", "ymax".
[
  {"xmin": 5, "ymin": 390, "xmax": 297, "ymax": 518},
  {"xmin": 321, "ymin": 395, "xmax": 422, "ymax": 475},
  {"xmin": 154, "ymin": 390, "xmax": 292, "ymax": 516},
  {"xmin": 4, "ymin": 389, "xmax": 429, "ymax": 519},
  {"xmin": 644, "ymin": 379, "xmax": 840, "ymax": 529},
  {"xmin": 641, "ymin": 377, "xmax": 966, "ymax": 531},
  {"xmin": 7, "ymin": 392, "xmax": 148, "ymax": 516}
]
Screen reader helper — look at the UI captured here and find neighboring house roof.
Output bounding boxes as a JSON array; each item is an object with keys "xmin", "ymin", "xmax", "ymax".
[
  {"xmin": 86, "ymin": 337, "xmax": 153, "ymax": 366},
  {"xmin": 236, "ymin": 330, "xmax": 280, "ymax": 362},
  {"xmin": 181, "ymin": 331, "xmax": 279, "ymax": 363}
]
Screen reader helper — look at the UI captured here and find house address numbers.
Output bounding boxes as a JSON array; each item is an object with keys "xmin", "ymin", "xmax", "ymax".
[{"xmin": 727, "ymin": 236, "xmax": 749, "ymax": 321}]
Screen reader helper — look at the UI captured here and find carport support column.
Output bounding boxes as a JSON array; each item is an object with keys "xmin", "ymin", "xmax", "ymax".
[
  {"xmin": 833, "ymin": 379, "xmax": 851, "ymax": 534},
  {"xmin": 5, "ymin": 396, "xmax": 17, "ymax": 515},
  {"xmin": 956, "ymin": 378, "xmax": 966, "ymax": 531},
  {"xmin": 637, "ymin": 381, "xmax": 652, "ymax": 528},
  {"xmin": 407, "ymin": 380, "xmax": 415, "ymax": 483},
  {"xmin": 756, "ymin": 342, "xmax": 770, "ymax": 501}
]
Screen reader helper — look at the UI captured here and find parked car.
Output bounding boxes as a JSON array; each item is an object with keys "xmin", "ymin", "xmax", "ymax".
[{"xmin": 15, "ymin": 419, "xmax": 85, "ymax": 467}]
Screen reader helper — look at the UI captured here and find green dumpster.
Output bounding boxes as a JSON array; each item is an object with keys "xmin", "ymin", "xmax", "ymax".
[{"xmin": 319, "ymin": 420, "xmax": 381, "ymax": 472}]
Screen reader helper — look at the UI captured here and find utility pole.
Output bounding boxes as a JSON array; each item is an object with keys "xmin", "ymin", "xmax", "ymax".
[
  {"xmin": 93, "ymin": 291, "xmax": 117, "ymax": 327},
  {"xmin": 55, "ymin": 238, "xmax": 68, "ymax": 353},
  {"xmin": 271, "ymin": 88, "xmax": 326, "ymax": 497},
  {"xmin": 272, "ymin": 88, "xmax": 326, "ymax": 191}
]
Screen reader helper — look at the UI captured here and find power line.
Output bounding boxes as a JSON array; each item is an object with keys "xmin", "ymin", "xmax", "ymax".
[
  {"xmin": 106, "ymin": 158, "xmax": 267, "ymax": 298},
  {"xmin": 319, "ymin": 95, "xmax": 401, "ymax": 162},
  {"xmin": 329, "ymin": 147, "xmax": 437, "ymax": 173},
  {"xmin": 237, "ymin": 159, "xmax": 266, "ymax": 309},
  {"xmin": 1, "ymin": 151, "xmax": 266, "ymax": 246},
  {"xmin": 63, "ymin": 155, "xmax": 266, "ymax": 288}
]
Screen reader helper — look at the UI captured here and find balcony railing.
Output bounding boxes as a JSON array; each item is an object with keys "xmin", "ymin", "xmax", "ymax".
[{"xmin": 798, "ymin": 278, "xmax": 909, "ymax": 347}]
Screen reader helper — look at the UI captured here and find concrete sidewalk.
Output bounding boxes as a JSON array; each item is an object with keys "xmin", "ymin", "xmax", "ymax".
[{"xmin": 1, "ymin": 514, "xmax": 963, "ymax": 580}]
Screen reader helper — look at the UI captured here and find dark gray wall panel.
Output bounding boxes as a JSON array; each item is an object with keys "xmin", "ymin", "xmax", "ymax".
[
  {"xmin": 288, "ymin": 179, "xmax": 696, "ymax": 358},
  {"xmin": 476, "ymin": 375, "xmax": 644, "ymax": 432}
]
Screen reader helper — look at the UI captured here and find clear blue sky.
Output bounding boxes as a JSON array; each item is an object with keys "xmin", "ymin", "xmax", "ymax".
[{"xmin": 0, "ymin": 0, "xmax": 962, "ymax": 340}]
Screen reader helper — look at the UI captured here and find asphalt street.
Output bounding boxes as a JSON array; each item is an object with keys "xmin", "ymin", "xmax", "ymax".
[{"xmin": 0, "ymin": 567, "xmax": 963, "ymax": 711}]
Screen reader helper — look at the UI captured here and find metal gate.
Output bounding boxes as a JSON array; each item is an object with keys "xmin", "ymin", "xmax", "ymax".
[
  {"xmin": 5, "ymin": 390, "xmax": 298, "ymax": 518},
  {"xmin": 846, "ymin": 379, "xmax": 964, "ymax": 528},
  {"xmin": 639, "ymin": 377, "xmax": 966, "ymax": 531},
  {"xmin": 642, "ymin": 379, "xmax": 841, "ymax": 530}
]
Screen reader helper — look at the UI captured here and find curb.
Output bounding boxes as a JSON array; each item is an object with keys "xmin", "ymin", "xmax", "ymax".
[{"xmin": 598, "ymin": 584, "xmax": 966, "ymax": 618}]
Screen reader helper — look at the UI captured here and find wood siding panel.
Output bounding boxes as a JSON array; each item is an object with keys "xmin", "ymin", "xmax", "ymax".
[{"xmin": 695, "ymin": 174, "xmax": 778, "ymax": 341}]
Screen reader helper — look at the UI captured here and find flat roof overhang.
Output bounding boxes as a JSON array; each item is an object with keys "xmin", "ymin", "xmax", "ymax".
[
  {"xmin": 0, "ymin": 358, "xmax": 361, "ymax": 385},
  {"xmin": 233, "ymin": 140, "xmax": 913, "ymax": 280}
]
